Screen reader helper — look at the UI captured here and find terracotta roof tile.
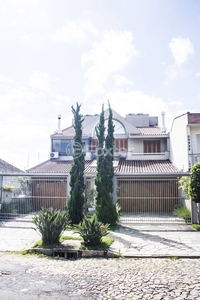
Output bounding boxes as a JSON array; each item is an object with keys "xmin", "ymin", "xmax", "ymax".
[
  {"xmin": 28, "ymin": 159, "xmax": 96, "ymax": 174},
  {"xmin": 28, "ymin": 158, "xmax": 180, "ymax": 175},
  {"xmin": 115, "ymin": 159, "xmax": 180, "ymax": 174},
  {"xmin": 131, "ymin": 127, "xmax": 168, "ymax": 136},
  {"xmin": 0, "ymin": 158, "xmax": 24, "ymax": 173}
]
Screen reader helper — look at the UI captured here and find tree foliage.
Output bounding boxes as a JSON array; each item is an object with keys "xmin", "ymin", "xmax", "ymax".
[
  {"xmin": 95, "ymin": 103, "xmax": 118, "ymax": 226},
  {"xmin": 68, "ymin": 103, "xmax": 86, "ymax": 224},
  {"xmin": 188, "ymin": 162, "xmax": 200, "ymax": 203}
]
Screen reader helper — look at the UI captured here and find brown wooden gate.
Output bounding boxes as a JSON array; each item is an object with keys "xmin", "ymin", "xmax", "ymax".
[
  {"xmin": 116, "ymin": 176, "xmax": 186, "ymax": 223},
  {"xmin": 32, "ymin": 177, "xmax": 67, "ymax": 210}
]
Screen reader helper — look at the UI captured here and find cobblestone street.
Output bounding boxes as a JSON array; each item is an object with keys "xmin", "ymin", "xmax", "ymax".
[{"xmin": 1, "ymin": 252, "xmax": 200, "ymax": 299}]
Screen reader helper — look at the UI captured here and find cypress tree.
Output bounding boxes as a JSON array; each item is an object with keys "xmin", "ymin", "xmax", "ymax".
[
  {"xmin": 68, "ymin": 103, "xmax": 86, "ymax": 224},
  {"xmin": 95, "ymin": 105, "xmax": 106, "ymax": 209},
  {"xmin": 95, "ymin": 103, "xmax": 118, "ymax": 225}
]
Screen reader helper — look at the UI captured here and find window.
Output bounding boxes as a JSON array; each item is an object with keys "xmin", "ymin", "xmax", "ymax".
[
  {"xmin": 196, "ymin": 134, "xmax": 200, "ymax": 152},
  {"xmin": 89, "ymin": 139, "xmax": 98, "ymax": 152},
  {"xmin": 143, "ymin": 140, "xmax": 160, "ymax": 153},
  {"xmin": 115, "ymin": 139, "xmax": 128, "ymax": 152},
  {"xmin": 52, "ymin": 139, "xmax": 73, "ymax": 156}
]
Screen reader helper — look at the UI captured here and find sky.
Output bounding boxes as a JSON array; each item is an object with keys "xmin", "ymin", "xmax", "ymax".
[{"xmin": 0, "ymin": 0, "xmax": 200, "ymax": 171}]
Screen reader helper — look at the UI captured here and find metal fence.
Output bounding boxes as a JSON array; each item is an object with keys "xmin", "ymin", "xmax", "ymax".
[
  {"xmin": 0, "ymin": 175, "xmax": 68, "ymax": 220},
  {"xmin": 116, "ymin": 176, "xmax": 191, "ymax": 224},
  {"xmin": 0, "ymin": 174, "xmax": 191, "ymax": 224}
]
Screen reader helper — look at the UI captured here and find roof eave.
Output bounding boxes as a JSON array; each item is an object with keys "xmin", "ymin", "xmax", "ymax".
[{"xmin": 115, "ymin": 172, "xmax": 189, "ymax": 176}]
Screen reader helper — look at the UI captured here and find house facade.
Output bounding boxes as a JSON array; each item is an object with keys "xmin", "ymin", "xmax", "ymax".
[
  {"xmin": 170, "ymin": 112, "xmax": 200, "ymax": 172},
  {"xmin": 28, "ymin": 109, "xmax": 185, "ymax": 217}
]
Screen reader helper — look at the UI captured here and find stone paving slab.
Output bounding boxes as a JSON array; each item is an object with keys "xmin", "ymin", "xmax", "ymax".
[
  {"xmin": 108, "ymin": 223, "xmax": 200, "ymax": 258},
  {"xmin": 1, "ymin": 219, "xmax": 200, "ymax": 258}
]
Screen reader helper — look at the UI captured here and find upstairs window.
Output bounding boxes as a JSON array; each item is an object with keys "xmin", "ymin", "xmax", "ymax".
[
  {"xmin": 89, "ymin": 139, "xmax": 98, "ymax": 152},
  {"xmin": 115, "ymin": 139, "xmax": 128, "ymax": 152},
  {"xmin": 143, "ymin": 140, "xmax": 160, "ymax": 153},
  {"xmin": 196, "ymin": 134, "xmax": 200, "ymax": 152},
  {"xmin": 52, "ymin": 139, "xmax": 73, "ymax": 156}
]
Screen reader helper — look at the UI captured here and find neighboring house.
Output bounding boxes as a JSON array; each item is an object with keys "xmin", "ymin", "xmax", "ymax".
[
  {"xmin": 170, "ymin": 112, "xmax": 200, "ymax": 172},
  {"xmin": 28, "ymin": 109, "xmax": 184, "ymax": 215},
  {"xmin": 0, "ymin": 158, "xmax": 23, "ymax": 173},
  {"xmin": 0, "ymin": 158, "xmax": 24, "ymax": 207}
]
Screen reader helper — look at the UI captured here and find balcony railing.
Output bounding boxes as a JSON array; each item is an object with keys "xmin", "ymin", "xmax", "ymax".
[{"xmin": 126, "ymin": 151, "xmax": 170, "ymax": 160}]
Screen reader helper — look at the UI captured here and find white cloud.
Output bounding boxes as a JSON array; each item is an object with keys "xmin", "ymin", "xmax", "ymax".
[
  {"xmin": 21, "ymin": 34, "xmax": 31, "ymax": 42},
  {"xmin": 169, "ymin": 37, "xmax": 194, "ymax": 66},
  {"xmin": 82, "ymin": 30, "xmax": 139, "ymax": 98},
  {"xmin": 29, "ymin": 71, "xmax": 51, "ymax": 92},
  {"xmin": 113, "ymin": 75, "xmax": 133, "ymax": 86},
  {"xmin": 168, "ymin": 99, "xmax": 184, "ymax": 107},
  {"xmin": 0, "ymin": 0, "xmax": 51, "ymax": 29},
  {"xmin": 165, "ymin": 37, "xmax": 194, "ymax": 82},
  {"xmin": 0, "ymin": 114, "xmax": 52, "ymax": 169},
  {"xmin": 165, "ymin": 65, "xmax": 184, "ymax": 81},
  {"xmin": 50, "ymin": 19, "xmax": 98, "ymax": 44},
  {"xmin": 196, "ymin": 72, "xmax": 200, "ymax": 77},
  {"xmin": 52, "ymin": 94, "xmax": 71, "ymax": 107},
  {"xmin": 0, "ymin": 74, "xmax": 13, "ymax": 84},
  {"xmin": 102, "ymin": 89, "xmax": 174, "ymax": 131},
  {"xmin": 0, "ymin": 86, "xmax": 36, "ymax": 112}
]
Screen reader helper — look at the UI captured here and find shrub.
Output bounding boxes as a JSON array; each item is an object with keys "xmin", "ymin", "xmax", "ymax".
[
  {"xmin": 96, "ymin": 201, "xmax": 119, "ymax": 226},
  {"xmin": 32, "ymin": 207, "xmax": 70, "ymax": 245},
  {"xmin": 0, "ymin": 198, "xmax": 33, "ymax": 217},
  {"xmin": 189, "ymin": 162, "xmax": 200, "ymax": 203},
  {"xmin": 173, "ymin": 204, "xmax": 191, "ymax": 223},
  {"xmin": 3, "ymin": 185, "xmax": 14, "ymax": 192},
  {"xmin": 75, "ymin": 214, "xmax": 110, "ymax": 246}
]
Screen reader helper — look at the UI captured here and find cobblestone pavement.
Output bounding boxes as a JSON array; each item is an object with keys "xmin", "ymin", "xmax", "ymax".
[{"xmin": 1, "ymin": 252, "xmax": 200, "ymax": 300}]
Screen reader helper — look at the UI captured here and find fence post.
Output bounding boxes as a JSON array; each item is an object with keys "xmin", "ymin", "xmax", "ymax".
[
  {"xmin": 112, "ymin": 176, "xmax": 117, "ymax": 205},
  {"xmin": 0, "ymin": 175, "xmax": 2, "ymax": 201},
  {"xmin": 191, "ymin": 200, "xmax": 198, "ymax": 224}
]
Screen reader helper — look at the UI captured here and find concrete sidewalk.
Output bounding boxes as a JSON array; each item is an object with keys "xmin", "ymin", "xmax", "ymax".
[
  {"xmin": 0, "ymin": 219, "xmax": 200, "ymax": 257},
  {"xmin": 108, "ymin": 223, "xmax": 200, "ymax": 258}
]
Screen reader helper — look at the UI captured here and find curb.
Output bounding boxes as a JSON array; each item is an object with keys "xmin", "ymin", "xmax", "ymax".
[{"xmin": 26, "ymin": 247, "xmax": 109, "ymax": 259}]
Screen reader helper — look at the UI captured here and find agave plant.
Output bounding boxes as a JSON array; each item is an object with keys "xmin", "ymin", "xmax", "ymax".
[
  {"xmin": 75, "ymin": 214, "xmax": 110, "ymax": 246},
  {"xmin": 32, "ymin": 207, "xmax": 70, "ymax": 245}
]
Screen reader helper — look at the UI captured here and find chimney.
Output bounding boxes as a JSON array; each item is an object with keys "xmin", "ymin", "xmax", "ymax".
[
  {"xmin": 57, "ymin": 114, "xmax": 62, "ymax": 134},
  {"xmin": 161, "ymin": 112, "xmax": 166, "ymax": 132}
]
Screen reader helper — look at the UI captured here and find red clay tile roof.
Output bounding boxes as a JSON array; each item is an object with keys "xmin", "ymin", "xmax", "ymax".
[
  {"xmin": 115, "ymin": 159, "xmax": 180, "ymax": 174},
  {"xmin": 52, "ymin": 126, "xmax": 91, "ymax": 137},
  {"xmin": 28, "ymin": 159, "xmax": 180, "ymax": 174},
  {"xmin": 0, "ymin": 158, "xmax": 24, "ymax": 173},
  {"xmin": 62, "ymin": 126, "xmax": 75, "ymax": 136},
  {"xmin": 131, "ymin": 127, "xmax": 168, "ymax": 136},
  {"xmin": 27, "ymin": 159, "xmax": 96, "ymax": 174}
]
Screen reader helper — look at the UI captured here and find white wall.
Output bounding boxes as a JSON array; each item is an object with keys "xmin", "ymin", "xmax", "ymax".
[
  {"xmin": 128, "ymin": 139, "xmax": 143, "ymax": 152},
  {"xmin": 170, "ymin": 114, "xmax": 188, "ymax": 171},
  {"xmin": 190, "ymin": 127, "xmax": 200, "ymax": 153},
  {"xmin": 128, "ymin": 138, "xmax": 168, "ymax": 154}
]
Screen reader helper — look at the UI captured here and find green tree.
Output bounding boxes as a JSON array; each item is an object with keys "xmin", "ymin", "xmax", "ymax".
[
  {"xmin": 189, "ymin": 162, "xmax": 200, "ymax": 224},
  {"xmin": 68, "ymin": 103, "xmax": 86, "ymax": 224},
  {"xmin": 95, "ymin": 104, "xmax": 118, "ymax": 226},
  {"xmin": 189, "ymin": 162, "xmax": 200, "ymax": 203},
  {"xmin": 95, "ymin": 104, "xmax": 106, "ymax": 209},
  {"xmin": 104, "ymin": 102, "xmax": 115, "ymax": 194}
]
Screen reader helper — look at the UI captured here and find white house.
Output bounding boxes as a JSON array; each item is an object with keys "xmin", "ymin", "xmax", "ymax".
[
  {"xmin": 170, "ymin": 112, "xmax": 200, "ymax": 172},
  {"xmin": 28, "ymin": 109, "xmax": 184, "ymax": 217}
]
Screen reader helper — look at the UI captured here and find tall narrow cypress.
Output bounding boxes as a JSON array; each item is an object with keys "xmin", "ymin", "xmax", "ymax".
[
  {"xmin": 95, "ymin": 103, "xmax": 118, "ymax": 225},
  {"xmin": 95, "ymin": 105, "xmax": 106, "ymax": 209},
  {"xmin": 68, "ymin": 103, "xmax": 86, "ymax": 224}
]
